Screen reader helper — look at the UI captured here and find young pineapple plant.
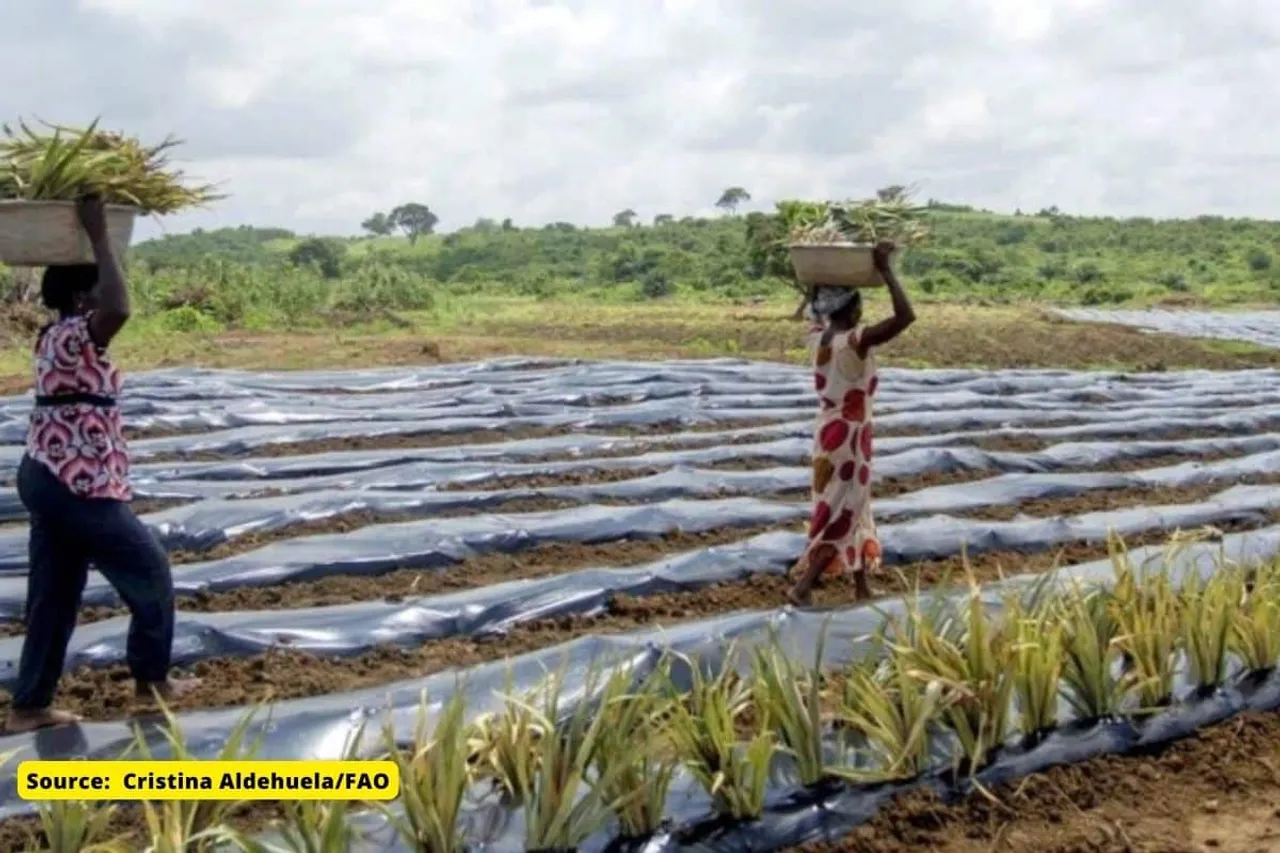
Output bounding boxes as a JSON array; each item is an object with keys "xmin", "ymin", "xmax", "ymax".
[
  {"xmin": 1180, "ymin": 567, "xmax": 1242, "ymax": 694},
  {"xmin": 228, "ymin": 800, "xmax": 358, "ymax": 853},
  {"xmin": 1112, "ymin": 560, "xmax": 1182, "ymax": 711},
  {"xmin": 16, "ymin": 746, "xmax": 130, "ymax": 853},
  {"xmin": 131, "ymin": 698, "xmax": 265, "ymax": 853},
  {"xmin": 589, "ymin": 664, "xmax": 678, "ymax": 840},
  {"xmin": 665, "ymin": 651, "xmax": 775, "ymax": 821},
  {"xmin": 1232, "ymin": 557, "xmax": 1280, "ymax": 675},
  {"xmin": 834, "ymin": 652, "xmax": 945, "ymax": 782},
  {"xmin": 382, "ymin": 690, "xmax": 472, "ymax": 853},
  {"xmin": 28, "ymin": 799, "xmax": 130, "ymax": 853},
  {"xmin": 893, "ymin": 579, "xmax": 1015, "ymax": 774},
  {"xmin": 467, "ymin": 673, "xmax": 545, "ymax": 804},
  {"xmin": 1006, "ymin": 585, "xmax": 1066, "ymax": 742},
  {"xmin": 515, "ymin": 668, "xmax": 623, "ymax": 853},
  {"xmin": 749, "ymin": 631, "xmax": 835, "ymax": 789},
  {"xmin": 1058, "ymin": 581, "xmax": 1130, "ymax": 721}
]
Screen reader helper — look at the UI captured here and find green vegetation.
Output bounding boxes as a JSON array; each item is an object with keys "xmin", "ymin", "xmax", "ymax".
[
  {"xmin": 0, "ymin": 193, "xmax": 1277, "ymax": 381},
  {"xmin": 88, "ymin": 197, "xmax": 1280, "ymax": 331}
]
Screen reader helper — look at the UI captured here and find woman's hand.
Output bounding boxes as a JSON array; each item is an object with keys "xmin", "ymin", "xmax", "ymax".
[
  {"xmin": 857, "ymin": 239, "xmax": 914, "ymax": 357},
  {"xmin": 872, "ymin": 240, "xmax": 895, "ymax": 272},
  {"xmin": 76, "ymin": 195, "xmax": 109, "ymax": 245}
]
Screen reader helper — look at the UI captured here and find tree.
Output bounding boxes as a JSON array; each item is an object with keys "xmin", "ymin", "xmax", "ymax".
[
  {"xmin": 613, "ymin": 209, "xmax": 638, "ymax": 228},
  {"xmin": 653, "ymin": 213, "xmax": 674, "ymax": 226},
  {"xmin": 501, "ymin": 218, "xmax": 516, "ymax": 231},
  {"xmin": 389, "ymin": 203, "xmax": 439, "ymax": 245},
  {"xmin": 715, "ymin": 187, "xmax": 751, "ymax": 215},
  {"xmin": 876, "ymin": 185, "xmax": 908, "ymax": 203},
  {"xmin": 288, "ymin": 237, "xmax": 347, "ymax": 279},
  {"xmin": 360, "ymin": 212, "xmax": 394, "ymax": 237}
]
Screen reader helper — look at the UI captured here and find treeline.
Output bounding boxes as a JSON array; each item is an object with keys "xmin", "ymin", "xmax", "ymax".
[{"xmin": 129, "ymin": 200, "xmax": 1280, "ymax": 311}]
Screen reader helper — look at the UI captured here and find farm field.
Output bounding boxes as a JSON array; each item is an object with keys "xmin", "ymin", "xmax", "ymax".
[{"xmin": 0, "ymin": 330, "xmax": 1279, "ymax": 849}]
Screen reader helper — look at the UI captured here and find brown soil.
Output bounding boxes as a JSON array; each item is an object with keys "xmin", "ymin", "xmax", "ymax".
[
  {"xmin": 164, "ymin": 498, "xmax": 590, "ymax": 566},
  {"xmin": 8, "ymin": 514, "xmax": 1275, "ymax": 724},
  {"xmin": 417, "ymin": 431, "xmax": 1262, "ymax": 497},
  {"xmin": 438, "ymin": 466, "xmax": 669, "ymax": 492},
  {"xmin": 0, "ymin": 523, "xmax": 797, "ymax": 637},
  {"xmin": 961, "ymin": 473, "xmax": 1280, "ymax": 522},
  {"xmin": 0, "ymin": 454, "xmax": 1266, "ymax": 638},
  {"xmin": 796, "ymin": 711, "xmax": 1280, "ymax": 853},
  {"xmin": 137, "ymin": 418, "xmax": 799, "ymax": 463}
]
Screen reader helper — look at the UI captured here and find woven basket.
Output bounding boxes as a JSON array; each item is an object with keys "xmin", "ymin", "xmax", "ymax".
[
  {"xmin": 789, "ymin": 243, "xmax": 881, "ymax": 288},
  {"xmin": 0, "ymin": 200, "xmax": 137, "ymax": 266}
]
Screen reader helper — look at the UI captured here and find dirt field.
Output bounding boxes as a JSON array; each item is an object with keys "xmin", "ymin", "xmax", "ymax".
[
  {"xmin": 799, "ymin": 711, "xmax": 1280, "ymax": 853},
  {"xmin": 1, "ymin": 311, "xmax": 1279, "ymax": 849}
]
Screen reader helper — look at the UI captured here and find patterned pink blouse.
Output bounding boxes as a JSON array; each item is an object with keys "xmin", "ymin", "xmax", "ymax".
[{"xmin": 25, "ymin": 315, "xmax": 132, "ymax": 500}]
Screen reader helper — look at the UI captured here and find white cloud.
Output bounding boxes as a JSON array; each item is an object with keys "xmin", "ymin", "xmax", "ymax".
[{"xmin": 3, "ymin": 0, "xmax": 1280, "ymax": 241}]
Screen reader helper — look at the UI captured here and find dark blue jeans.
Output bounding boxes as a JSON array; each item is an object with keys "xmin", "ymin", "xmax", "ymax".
[{"xmin": 12, "ymin": 455, "xmax": 174, "ymax": 710}]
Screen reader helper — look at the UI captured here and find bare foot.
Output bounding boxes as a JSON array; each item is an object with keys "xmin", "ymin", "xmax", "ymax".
[
  {"xmin": 4, "ymin": 707, "xmax": 81, "ymax": 734},
  {"xmin": 136, "ymin": 677, "xmax": 202, "ymax": 701}
]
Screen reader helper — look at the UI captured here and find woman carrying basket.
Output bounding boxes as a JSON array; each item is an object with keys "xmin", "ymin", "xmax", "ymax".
[
  {"xmin": 788, "ymin": 240, "xmax": 915, "ymax": 606},
  {"xmin": 4, "ymin": 196, "xmax": 197, "ymax": 734}
]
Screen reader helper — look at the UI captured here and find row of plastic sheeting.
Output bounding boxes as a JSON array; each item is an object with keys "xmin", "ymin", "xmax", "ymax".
[
  {"xmin": 0, "ymin": 522, "xmax": 1276, "ymax": 853},
  {"xmin": 1055, "ymin": 308, "xmax": 1280, "ymax": 349},
  {"xmin": 0, "ymin": 472, "xmax": 1276, "ymax": 623},
  {"xmin": 0, "ymin": 360, "xmax": 1278, "ymax": 468},
  {"xmin": 0, "ymin": 425, "xmax": 1275, "ymax": 571},
  {"xmin": 5, "ymin": 448, "xmax": 1280, "ymax": 674}
]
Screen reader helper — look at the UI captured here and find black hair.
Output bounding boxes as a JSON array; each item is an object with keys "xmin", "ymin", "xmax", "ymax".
[
  {"xmin": 40, "ymin": 264, "xmax": 98, "ymax": 316},
  {"xmin": 831, "ymin": 289, "xmax": 863, "ymax": 326}
]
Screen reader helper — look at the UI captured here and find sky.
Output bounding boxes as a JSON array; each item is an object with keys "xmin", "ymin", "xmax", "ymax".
[{"xmin": 3, "ymin": 0, "xmax": 1280, "ymax": 240}]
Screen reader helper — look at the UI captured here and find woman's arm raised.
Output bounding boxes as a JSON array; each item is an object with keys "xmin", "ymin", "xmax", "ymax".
[
  {"xmin": 856, "ymin": 240, "xmax": 915, "ymax": 358},
  {"xmin": 79, "ymin": 196, "xmax": 131, "ymax": 347}
]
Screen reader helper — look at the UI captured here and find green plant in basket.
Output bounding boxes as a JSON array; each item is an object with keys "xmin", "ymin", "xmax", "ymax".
[
  {"xmin": 0, "ymin": 117, "xmax": 221, "ymax": 212},
  {"xmin": 664, "ymin": 649, "xmax": 775, "ymax": 821},
  {"xmin": 787, "ymin": 189, "xmax": 930, "ymax": 247},
  {"xmin": 380, "ymin": 690, "xmax": 471, "ymax": 853},
  {"xmin": 588, "ymin": 663, "xmax": 678, "ymax": 840}
]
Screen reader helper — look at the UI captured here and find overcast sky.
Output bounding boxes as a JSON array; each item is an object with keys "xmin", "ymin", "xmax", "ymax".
[{"xmin": 4, "ymin": 0, "xmax": 1279, "ymax": 239}]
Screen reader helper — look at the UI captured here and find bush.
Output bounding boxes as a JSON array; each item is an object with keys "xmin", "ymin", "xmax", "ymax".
[
  {"xmin": 288, "ymin": 237, "xmax": 347, "ymax": 279},
  {"xmin": 156, "ymin": 306, "xmax": 222, "ymax": 333}
]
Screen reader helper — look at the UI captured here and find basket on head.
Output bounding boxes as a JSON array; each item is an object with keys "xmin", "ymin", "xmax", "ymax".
[
  {"xmin": 788, "ymin": 243, "xmax": 881, "ymax": 288},
  {"xmin": 0, "ymin": 200, "xmax": 137, "ymax": 266}
]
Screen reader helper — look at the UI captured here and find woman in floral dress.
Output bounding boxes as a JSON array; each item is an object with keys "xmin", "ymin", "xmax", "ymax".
[{"xmin": 789, "ymin": 241, "xmax": 916, "ymax": 606}]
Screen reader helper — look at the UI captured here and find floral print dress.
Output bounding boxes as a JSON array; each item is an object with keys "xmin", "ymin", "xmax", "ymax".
[
  {"xmin": 791, "ymin": 325, "xmax": 882, "ymax": 581},
  {"xmin": 25, "ymin": 315, "xmax": 132, "ymax": 500}
]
